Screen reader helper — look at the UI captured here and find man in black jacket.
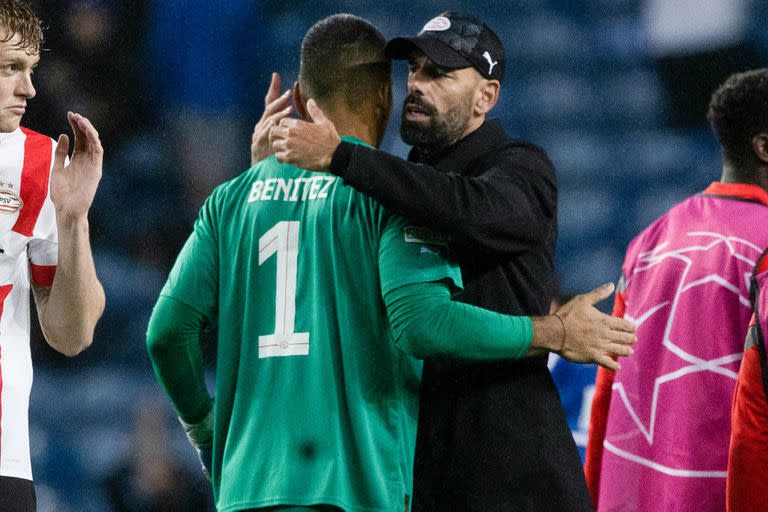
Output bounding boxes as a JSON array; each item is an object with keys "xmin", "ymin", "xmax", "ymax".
[{"xmin": 267, "ymin": 12, "xmax": 595, "ymax": 512}]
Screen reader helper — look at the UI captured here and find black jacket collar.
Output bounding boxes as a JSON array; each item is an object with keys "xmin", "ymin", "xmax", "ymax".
[{"xmin": 407, "ymin": 119, "xmax": 508, "ymax": 174}]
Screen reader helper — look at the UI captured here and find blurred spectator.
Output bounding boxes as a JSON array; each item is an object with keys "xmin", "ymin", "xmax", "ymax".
[
  {"xmin": 643, "ymin": 0, "xmax": 761, "ymax": 128},
  {"xmin": 148, "ymin": 0, "xmax": 267, "ymax": 207},
  {"xmin": 24, "ymin": 0, "xmax": 151, "ymax": 148},
  {"xmin": 103, "ymin": 402, "xmax": 213, "ymax": 512}
]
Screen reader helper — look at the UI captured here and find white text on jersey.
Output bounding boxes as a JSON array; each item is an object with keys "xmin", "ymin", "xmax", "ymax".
[{"xmin": 248, "ymin": 176, "xmax": 336, "ymax": 203}]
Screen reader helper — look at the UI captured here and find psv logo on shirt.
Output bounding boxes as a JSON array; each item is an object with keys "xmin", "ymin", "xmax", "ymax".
[{"xmin": 0, "ymin": 182, "xmax": 23, "ymax": 214}]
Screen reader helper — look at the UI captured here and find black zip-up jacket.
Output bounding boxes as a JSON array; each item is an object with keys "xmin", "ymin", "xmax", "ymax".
[{"xmin": 330, "ymin": 119, "xmax": 593, "ymax": 512}]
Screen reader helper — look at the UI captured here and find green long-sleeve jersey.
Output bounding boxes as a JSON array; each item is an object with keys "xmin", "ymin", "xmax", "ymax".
[
  {"xmin": 156, "ymin": 139, "xmax": 462, "ymax": 511},
  {"xmin": 149, "ymin": 137, "xmax": 536, "ymax": 512}
]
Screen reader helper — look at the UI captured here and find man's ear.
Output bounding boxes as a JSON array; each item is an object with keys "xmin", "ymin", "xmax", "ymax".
[
  {"xmin": 293, "ymin": 81, "xmax": 309, "ymax": 120},
  {"xmin": 377, "ymin": 79, "xmax": 392, "ymax": 117},
  {"xmin": 474, "ymin": 79, "xmax": 500, "ymax": 116},
  {"xmin": 753, "ymin": 133, "xmax": 768, "ymax": 164}
]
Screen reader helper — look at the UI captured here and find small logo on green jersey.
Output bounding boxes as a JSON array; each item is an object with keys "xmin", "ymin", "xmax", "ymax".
[{"xmin": 404, "ymin": 226, "xmax": 447, "ymax": 246}]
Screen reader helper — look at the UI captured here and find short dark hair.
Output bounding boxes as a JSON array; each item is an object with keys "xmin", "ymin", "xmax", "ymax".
[
  {"xmin": 299, "ymin": 14, "xmax": 390, "ymax": 112},
  {"xmin": 707, "ymin": 69, "xmax": 768, "ymax": 165},
  {"xmin": 0, "ymin": 0, "xmax": 43, "ymax": 54}
]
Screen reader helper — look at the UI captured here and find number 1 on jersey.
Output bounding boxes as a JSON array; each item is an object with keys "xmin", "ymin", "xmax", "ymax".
[{"xmin": 258, "ymin": 221, "xmax": 310, "ymax": 358}]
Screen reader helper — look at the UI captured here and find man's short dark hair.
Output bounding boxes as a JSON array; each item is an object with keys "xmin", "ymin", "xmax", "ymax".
[
  {"xmin": 300, "ymin": 14, "xmax": 390, "ymax": 113},
  {"xmin": 707, "ymin": 69, "xmax": 768, "ymax": 165},
  {"xmin": 0, "ymin": 0, "xmax": 43, "ymax": 54}
]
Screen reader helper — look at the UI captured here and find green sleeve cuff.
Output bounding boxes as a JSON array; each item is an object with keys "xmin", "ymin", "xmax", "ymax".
[
  {"xmin": 384, "ymin": 282, "xmax": 533, "ymax": 360},
  {"xmin": 519, "ymin": 316, "xmax": 534, "ymax": 356}
]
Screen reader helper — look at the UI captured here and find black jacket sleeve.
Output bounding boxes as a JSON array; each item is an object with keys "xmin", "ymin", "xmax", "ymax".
[{"xmin": 330, "ymin": 140, "xmax": 557, "ymax": 255}]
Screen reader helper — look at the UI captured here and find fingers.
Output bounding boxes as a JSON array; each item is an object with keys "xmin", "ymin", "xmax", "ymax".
[
  {"xmin": 273, "ymin": 117, "xmax": 301, "ymax": 133},
  {"xmin": 607, "ymin": 330, "xmax": 636, "ymax": 345},
  {"xmin": 269, "ymin": 124, "xmax": 288, "ymax": 162},
  {"xmin": 591, "ymin": 312, "xmax": 636, "ymax": 338},
  {"xmin": 596, "ymin": 355, "xmax": 620, "ymax": 371},
  {"xmin": 268, "ymin": 118, "xmax": 320, "ymax": 166},
  {"xmin": 67, "ymin": 111, "xmax": 83, "ymax": 153},
  {"xmin": 254, "ymin": 111, "xmax": 289, "ymax": 148},
  {"xmin": 261, "ymin": 89, "xmax": 291, "ymax": 119},
  {"xmin": 306, "ymin": 99, "xmax": 327, "ymax": 123},
  {"xmin": 594, "ymin": 328, "xmax": 635, "ymax": 367},
  {"xmin": 261, "ymin": 74, "xmax": 290, "ymax": 120},
  {"xmin": 75, "ymin": 114, "xmax": 101, "ymax": 146},
  {"xmin": 258, "ymin": 106, "xmax": 292, "ymax": 133},
  {"xmin": 582, "ymin": 282, "xmax": 615, "ymax": 306},
  {"xmin": 269, "ymin": 118, "xmax": 307, "ymax": 147},
  {"xmin": 66, "ymin": 110, "xmax": 78, "ymax": 130},
  {"xmin": 265, "ymin": 72, "xmax": 282, "ymax": 106},
  {"xmin": 604, "ymin": 315, "xmax": 636, "ymax": 333},
  {"xmin": 66, "ymin": 112, "xmax": 103, "ymax": 158},
  {"xmin": 271, "ymin": 138, "xmax": 287, "ymax": 160},
  {"xmin": 53, "ymin": 133, "xmax": 69, "ymax": 172},
  {"xmin": 556, "ymin": 297, "xmax": 638, "ymax": 367},
  {"xmin": 269, "ymin": 122, "xmax": 289, "ymax": 141},
  {"xmin": 607, "ymin": 342, "xmax": 634, "ymax": 357}
]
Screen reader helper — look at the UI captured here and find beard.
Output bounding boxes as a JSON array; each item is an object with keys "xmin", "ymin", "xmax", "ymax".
[{"xmin": 400, "ymin": 93, "xmax": 473, "ymax": 150}]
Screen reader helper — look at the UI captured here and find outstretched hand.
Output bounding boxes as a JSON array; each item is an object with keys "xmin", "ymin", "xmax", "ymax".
[
  {"xmin": 251, "ymin": 72, "xmax": 293, "ymax": 166},
  {"xmin": 553, "ymin": 283, "xmax": 636, "ymax": 370},
  {"xmin": 51, "ymin": 112, "xmax": 103, "ymax": 221},
  {"xmin": 270, "ymin": 99, "xmax": 340, "ymax": 172}
]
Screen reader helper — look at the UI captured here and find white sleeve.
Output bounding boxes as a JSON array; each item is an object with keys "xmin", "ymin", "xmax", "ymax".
[{"xmin": 27, "ymin": 147, "xmax": 62, "ymax": 286}]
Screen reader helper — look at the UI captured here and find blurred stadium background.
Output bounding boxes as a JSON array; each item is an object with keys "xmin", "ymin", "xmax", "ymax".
[{"xmin": 20, "ymin": 0, "xmax": 767, "ymax": 510}]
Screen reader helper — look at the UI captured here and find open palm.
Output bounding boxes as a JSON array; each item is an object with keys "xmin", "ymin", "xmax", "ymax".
[{"xmin": 50, "ymin": 112, "xmax": 103, "ymax": 220}]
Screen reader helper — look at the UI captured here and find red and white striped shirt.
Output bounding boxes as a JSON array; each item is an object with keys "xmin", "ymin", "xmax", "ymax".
[{"xmin": 0, "ymin": 126, "xmax": 58, "ymax": 481}]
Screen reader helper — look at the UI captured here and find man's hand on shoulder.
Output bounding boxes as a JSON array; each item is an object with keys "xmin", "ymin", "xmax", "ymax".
[
  {"xmin": 251, "ymin": 72, "xmax": 293, "ymax": 166},
  {"xmin": 270, "ymin": 99, "xmax": 340, "ymax": 172},
  {"xmin": 531, "ymin": 283, "xmax": 636, "ymax": 370}
]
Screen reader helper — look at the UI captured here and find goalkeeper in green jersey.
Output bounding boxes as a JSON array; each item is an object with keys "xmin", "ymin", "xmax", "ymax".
[{"xmin": 146, "ymin": 14, "xmax": 635, "ymax": 512}]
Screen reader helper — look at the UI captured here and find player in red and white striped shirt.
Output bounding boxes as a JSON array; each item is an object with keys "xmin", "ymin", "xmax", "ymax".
[{"xmin": 0, "ymin": 2, "xmax": 105, "ymax": 509}]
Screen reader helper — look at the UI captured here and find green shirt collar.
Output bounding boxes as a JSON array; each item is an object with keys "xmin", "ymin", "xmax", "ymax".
[{"xmin": 340, "ymin": 135, "xmax": 374, "ymax": 149}]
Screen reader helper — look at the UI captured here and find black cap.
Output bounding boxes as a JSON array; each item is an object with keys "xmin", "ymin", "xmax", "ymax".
[{"xmin": 385, "ymin": 12, "xmax": 505, "ymax": 83}]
